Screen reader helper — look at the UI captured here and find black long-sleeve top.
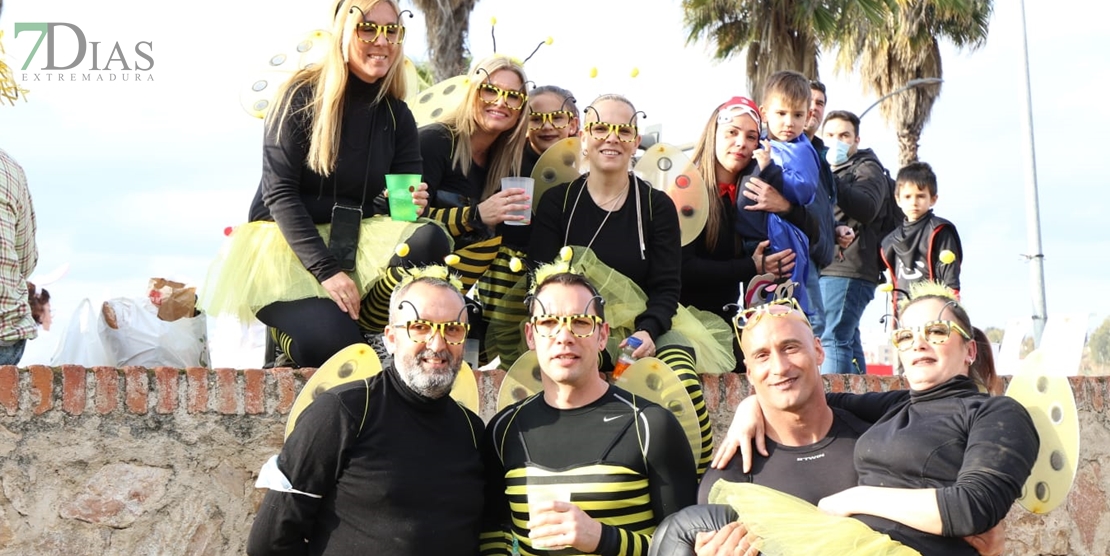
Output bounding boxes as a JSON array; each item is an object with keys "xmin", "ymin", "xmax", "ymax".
[
  {"xmin": 419, "ymin": 123, "xmax": 493, "ymax": 244},
  {"xmin": 247, "ymin": 76, "xmax": 422, "ymax": 283},
  {"xmin": 828, "ymin": 376, "xmax": 1039, "ymax": 556},
  {"xmin": 530, "ymin": 175, "xmax": 681, "ymax": 341},
  {"xmin": 681, "ymin": 192, "xmax": 757, "ymax": 319},
  {"xmin": 246, "ymin": 364, "xmax": 486, "ymax": 556},
  {"xmin": 880, "ymin": 211, "xmax": 963, "ymax": 295}
]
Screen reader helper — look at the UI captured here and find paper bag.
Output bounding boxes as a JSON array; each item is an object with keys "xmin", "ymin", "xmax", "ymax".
[{"xmin": 148, "ymin": 278, "xmax": 197, "ymax": 322}]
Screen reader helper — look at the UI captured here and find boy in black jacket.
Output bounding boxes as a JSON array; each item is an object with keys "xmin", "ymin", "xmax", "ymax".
[{"xmin": 880, "ymin": 162, "xmax": 963, "ymax": 316}]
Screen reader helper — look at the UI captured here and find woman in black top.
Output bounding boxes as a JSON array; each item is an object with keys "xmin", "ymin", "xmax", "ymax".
[
  {"xmin": 816, "ymin": 290, "xmax": 1038, "ymax": 555},
  {"xmin": 530, "ymin": 94, "xmax": 737, "ymax": 478},
  {"xmin": 682, "ymin": 97, "xmax": 810, "ymax": 321},
  {"xmin": 419, "ymin": 55, "xmax": 533, "ymax": 362},
  {"xmin": 200, "ymin": 0, "xmax": 450, "ymax": 367},
  {"xmin": 420, "ymin": 55, "xmax": 531, "ymax": 266}
]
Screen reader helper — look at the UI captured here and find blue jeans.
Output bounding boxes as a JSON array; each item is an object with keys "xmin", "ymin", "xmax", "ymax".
[
  {"xmin": 804, "ymin": 266, "xmax": 825, "ymax": 338},
  {"xmin": 0, "ymin": 340, "xmax": 27, "ymax": 366},
  {"xmin": 819, "ymin": 276, "xmax": 874, "ymax": 375}
]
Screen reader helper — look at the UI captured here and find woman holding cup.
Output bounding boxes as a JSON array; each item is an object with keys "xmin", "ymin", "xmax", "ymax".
[
  {"xmin": 200, "ymin": 0, "xmax": 451, "ymax": 368},
  {"xmin": 420, "ymin": 54, "xmax": 532, "ymax": 263},
  {"xmin": 419, "ymin": 55, "xmax": 533, "ymax": 362}
]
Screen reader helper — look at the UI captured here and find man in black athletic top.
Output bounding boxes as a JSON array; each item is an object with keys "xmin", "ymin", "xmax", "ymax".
[
  {"xmin": 247, "ymin": 275, "xmax": 485, "ymax": 556},
  {"xmin": 480, "ymin": 272, "xmax": 697, "ymax": 556},
  {"xmin": 649, "ymin": 299, "xmax": 868, "ymax": 556}
]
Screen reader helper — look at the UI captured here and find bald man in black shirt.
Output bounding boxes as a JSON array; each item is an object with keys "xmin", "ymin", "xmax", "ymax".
[{"xmin": 649, "ymin": 301, "xmax": 867, "ymax": 556}]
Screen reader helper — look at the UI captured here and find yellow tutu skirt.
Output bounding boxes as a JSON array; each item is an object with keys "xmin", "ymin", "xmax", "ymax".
[
  {"xmin": 484, "ymin": 247, "xmax": 736, "ymax": 374},
  {"xmin": 708, "ymin": 481, "xmax": 921, "ymax": 556},
  {"xmin": 198, "ymin": 216, "xmax": 446, "ymax": 322},
  {"xmin": 568, "ymin": 248, "xmax": 735, "ymax": 375}
]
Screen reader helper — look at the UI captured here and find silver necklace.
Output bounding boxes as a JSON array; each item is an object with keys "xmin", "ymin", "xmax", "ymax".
[{"xmin": 564, "ymin": 176, "xmax": 642, "ymax": 258}]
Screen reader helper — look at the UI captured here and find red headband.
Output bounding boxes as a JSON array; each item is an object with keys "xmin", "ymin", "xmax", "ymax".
[{"xmin": 717, "ymin": 96, "xmax": 761, "ymax": 129}]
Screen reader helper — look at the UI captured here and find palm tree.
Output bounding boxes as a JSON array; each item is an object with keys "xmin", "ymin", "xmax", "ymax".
[
  {"xmin": 682, "ymin": 0, "xmax": 887, "ymax": 103},
  {"xmin": 682, "ymin": 0, "xmax": 991, "ymax": 167},
  {"xmin": 683, "ymin": 0, "xmax": 814, "ymax": 102},
  {"xmin": 411, "ymin": 0, "xmax": 478, "ymax": 81},
  {"xmin": 833, "ymin": 0, "xmax": 992, "ymax": 167}
]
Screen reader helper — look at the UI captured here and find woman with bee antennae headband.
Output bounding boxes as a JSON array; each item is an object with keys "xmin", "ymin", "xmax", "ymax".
[{"xmin": 201, "ymin": 0, "xmax": 452, "ymax": 368}]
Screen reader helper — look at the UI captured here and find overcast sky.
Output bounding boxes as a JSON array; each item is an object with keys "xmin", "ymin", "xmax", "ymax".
[{"xmin": 1, "ymin": 0, "xmax": 1103, "ymax": 367}]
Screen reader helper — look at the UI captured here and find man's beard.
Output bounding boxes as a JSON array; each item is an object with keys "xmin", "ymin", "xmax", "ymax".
[{"xmin": 396, "ymin": 347, "xmax": 462, "ymax": 399}]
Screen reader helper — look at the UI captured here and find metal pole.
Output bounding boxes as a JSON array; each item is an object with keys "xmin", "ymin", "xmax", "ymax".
[
  {"xmin": 858, "ymin": 78, "xmax": 944, "ymax": 120},
  {"xmin": 1018, "ymin": 0, "xmax": 1048, "ymax": 344}
]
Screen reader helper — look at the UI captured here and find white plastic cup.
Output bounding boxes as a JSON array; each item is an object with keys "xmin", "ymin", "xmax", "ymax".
[
  {"xmin": 527, "ymin": 484, "xmax": 572, "ymax": 550},
  {"xmin": 501, "ymin": 176, "xmax": 535, "ymax": 226},
  {"xmin": 527, "ymin": 484, "xmax": 572, "ymax": 520}
]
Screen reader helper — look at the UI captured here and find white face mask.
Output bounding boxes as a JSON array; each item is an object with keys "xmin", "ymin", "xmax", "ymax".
[{"xmin": 826, "ymin": 139, "xmax": 850, "ymax": 166}]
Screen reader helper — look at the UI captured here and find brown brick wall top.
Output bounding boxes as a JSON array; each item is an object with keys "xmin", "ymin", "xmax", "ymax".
[{"xmin": 1, "ymin": 365, "xmax": 1105, "ymax": 420}]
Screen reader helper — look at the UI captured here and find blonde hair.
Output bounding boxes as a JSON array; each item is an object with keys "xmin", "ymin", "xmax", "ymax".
[
  {"xmin": 691, "ymin": 108, "xmax": 727, "ymax": 250},
  {"xmin": 265, "ymin": 0, "xmax": 409, "ymax": 176},
  {"xmin": 440, "ymin": 55, "xmax": 530, "ymax": 200}
]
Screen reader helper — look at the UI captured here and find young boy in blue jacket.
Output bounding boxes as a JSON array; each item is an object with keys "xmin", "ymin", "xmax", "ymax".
[{"xmin": 735, "ymin": 70, "xmax": 821, "ymax": 313}]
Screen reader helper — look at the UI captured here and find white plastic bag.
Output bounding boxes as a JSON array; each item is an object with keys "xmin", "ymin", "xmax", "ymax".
[
  {"xmin": 51, "ymin": 298, "xmax": 114, "ymax": 367},
  {"xmin": 99, "ymin": 297, "xmax": 210, "ymax": 368}
]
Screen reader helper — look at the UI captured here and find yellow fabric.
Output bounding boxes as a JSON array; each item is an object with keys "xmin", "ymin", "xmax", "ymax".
[
  {"xmin": 570, "ymin": 247, "xmax": 736, "ymax": 375},
  {"xmin": 198, "ymin": 216, "xmax": 447, "ymax": 322},
  {"xmin": 708, "ymin": 481, "xmax": 921, "ymax": 556},
  {"xmin": 481, "ymin": 246, "xmax": 532, "ymax": 370}
]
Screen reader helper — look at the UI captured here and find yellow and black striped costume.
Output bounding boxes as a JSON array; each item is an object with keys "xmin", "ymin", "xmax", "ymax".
[
  {"xmin": 420, "ymin": 122, "xmax": 507, "ymax": 291},
  {"xmin": 480, "ymin": 387, "xmax": 697, "ymax": 556},
  {"xmin": 420, "ymin": 122, "xmax": 543, "ymax": 365}
]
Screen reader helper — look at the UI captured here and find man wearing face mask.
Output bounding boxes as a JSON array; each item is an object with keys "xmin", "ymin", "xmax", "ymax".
[{"xmin": 817, "ymin": 110, "xmax": 891, "ymax": 375}]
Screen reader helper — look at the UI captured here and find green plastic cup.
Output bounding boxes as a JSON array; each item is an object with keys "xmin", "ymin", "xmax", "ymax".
[{"xmin": 385, "ymin": 174, "xmax": 421, "ymax": 222}]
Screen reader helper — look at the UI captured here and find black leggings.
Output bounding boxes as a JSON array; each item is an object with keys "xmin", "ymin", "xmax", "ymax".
[
  {"xmin": 257, "ymin": 297, "xmax": 364, "ymax": 368},
  {"xmin": 647, "ymin": 504, "xmax": 737, "ymax": 556},
  {"xmin": 257, "ymin": 222, "xmax": 451, "ymax": 367}
]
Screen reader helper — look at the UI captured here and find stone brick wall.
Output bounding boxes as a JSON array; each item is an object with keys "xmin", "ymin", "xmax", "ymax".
[{"xmin": 0, "ymin": 365, "xmax": 1106, "ymax": 555}]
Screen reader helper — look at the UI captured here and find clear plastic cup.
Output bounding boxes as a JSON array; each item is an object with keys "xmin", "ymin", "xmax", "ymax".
[
  {"xmin": 501, "ymin": 176, "xmax": 534, "ymax": 226},
  {"xmin": 384, "ymin": 174, "xmax": 421, "ymax": 222}
]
